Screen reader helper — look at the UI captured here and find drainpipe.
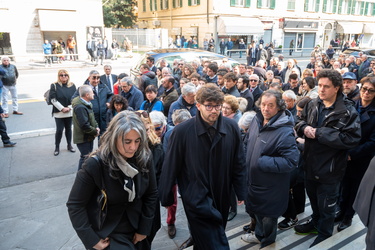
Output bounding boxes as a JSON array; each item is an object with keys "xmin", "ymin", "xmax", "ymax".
[{"xmin": 214, "ymin": 15, "xmax": 218, "ymax": 53}]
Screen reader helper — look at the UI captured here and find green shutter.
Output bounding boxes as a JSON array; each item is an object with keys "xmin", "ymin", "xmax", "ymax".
[
  {"xmin": 167, "ymin": 0, "xmax": 169, "ymax": 8},
  {"xmin": 360, "ymin": 1, "xmax": 365, "ymax": 15},
  {"xmin": 188, "ymin": 0, "xmax": 191, "ymax": 6},
  {"xmin": 347, "ymin": 0, "xmax": 352, "ymax": 14},
  {"xmin": 230, "ymin": 0, "xmax": 236, "ymax": 6},
  {"xmin": 304, "ymin": 0, "xmax": 309, "ymax": 11},
  {"xmin": 315, "ymin": 0, "xmax": 321, "ymax": 12},
  {"xmin": 245, "ymin": 0, "xmax": 251, "ymax": 7},
  {"xmin": 270, "ymin": 0, "xmax": 275, "ymax": 9},
  {"xmin": 338, "ymin": 0, "xmax": 343, "ymax": 14},
  {"xmin": 323, "ymin": 0, "xmax": 327, "ymax": 12},
  {"xmin": 160, "ymin": 0, "xmax": 163, "ymax": 9},
  {"xmin": 180, "ymin": 0, "xmax": 182, "ymax": 7},
  {"xmin": 333, "ymin": 0, "xmax": 338, "ymax": 13},
  {"xmin": 173, "ymin": 0, "xmax": 176, "ymax": 8},
  {"xmin": 372, "ymin": 3, "xmax": 375, "ymax": 16},
  {"xmin": 257, "ymin": 0, "xmax": 262, "ymax": 8},
  {"xmin": 150, "ymin": 0, "xmax": 152, "ymax": 10},
  {"xmin": 197, "ymin": 0, "xmax": 200, "ymax": 5},
  {"xmin": 364, "ymin": 2, "xmax": 369, "ymax": 15},
  {"xmin": 351, "ymin": 0, "xmax": 356, "ymax": 14}
]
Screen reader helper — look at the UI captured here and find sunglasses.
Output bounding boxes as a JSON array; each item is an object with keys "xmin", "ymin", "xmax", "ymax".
[
  {"xmin": 178, "ymin": 63, "xmax": 184, "ymax": 66},
  {"xmin": 154, "ymin": 125, "xmax": 163, "ymax": 131},
  {"xmin": 250, "ymin": 79, "xmax": 258, "ymax": 82},
  {"xmin": 59, "ymin": 74, "xmax": 68, "ymax": 77},
  {"xmin": 135, "ymin": 111, "xmax": 149, "ymax": 118},
  {"xmin": 361, "ymin": 87, "xmax": 375, "ymax": 94},
  {"xmin": 92, "ymin": 76, "xmax": 100, "ymax": 80}
]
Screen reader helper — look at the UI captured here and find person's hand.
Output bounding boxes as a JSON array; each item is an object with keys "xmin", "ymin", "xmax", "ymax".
[
  {"xmin": 304, "ymin": 126, "xmax": 316, "ymax": 139},
  {"xmin": 237, "ymin": 200, "xmax": 244, "ymax": 206},
  {"xmin": 0, "ymin": 113, "xmax": 4, "ymax": 118},
  {"xmin": 106, "ymin": 102, "xmax": 110, "ymax": 108},
  {"xmin": 93, "ymin": 238, "xmax": 110, "ymax": 250},
  {"xmin": 96, "ymin": 127, "xmax": 100, "ymax": 136},
  {"xmin": 133, "ymin": 233, "xmax": 146, "ymax": 245},
  {"xmin": 296, "ymin": 137, "xmax": 305, "ymax": 144},
  {"xmin": 348, "ymin": 155, "xmax": 351, "ymax": 161},
  {"xmin": 61, "ymin": 107, "xmax": 70, "ymax": 113}
]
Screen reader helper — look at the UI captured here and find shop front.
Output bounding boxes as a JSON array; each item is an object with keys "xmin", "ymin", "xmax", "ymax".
[{"xmin": 283, "ymin": 20, "xmax": 318, "ymax": 54}]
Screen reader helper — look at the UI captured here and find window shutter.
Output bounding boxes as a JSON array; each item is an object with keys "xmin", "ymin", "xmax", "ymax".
[
  {"xmin": 372, "ymin": 3, "xmax": 375, "ymax": 16},
  {"xmin": 257, "ymin": 0, "xmax": 262, "ymax": 8},
  {"xmin": 364, "ymin": 2, "xmax": 369, "ymax": 15},
  {"xmin": 270, "ymin": 0, "xmax": 276, "ymax": 9},
  {"xmin": 160, "ymin": 0, "xmax": 163, "ymax": 9},
  {"xmin": 150, "ymin": 0, "xmax": 153, "ymax": 10},
  {"xmin": 315, "ymin": 0, "xmax": 321, "ymax": 12},
  {"xmin": 322, "ymin": 0, "xmax": 327, "ymax": 12},
  {"xmin": 197, "ymin": 0, "xmax": 200, "ymax": 5},
  {"xmin": 231, "ymin": 0, "xmax": 236, "ymax": 6},
  {"xmin": 347, "ymin": 0, "xmax": 352, "ymax": 14},
  {"xmin": 188, "ymin": 0, "xmax": 191, "ymax": 6},
  {"xmin": 333, "ymin": 0, "xmax": 338, "ymax": 13},
  {"xmin": 360, "ymin": 1, "xmax": 365, "ymax": 15},
  {"xmin": 155, "ymin": 0, "xmax": 158, "ymax": 10},
  {"xmin": 166, "ymin": 0, "xmax": 169, "ymax": 8},
  {"xmin": 173, "ymin": 0, "xmax": 176, "ymax": 8},
  {"xmin": 245, "ymin": 0, "xmax": 251, "ymax": 7},
  {"xmin": 305, "ymin": 0, "xmax": 309, "ymax": 11},
  {"xmin": 180, "ymin": 0, "xmax": 182, "ymax": 7},
  {"xmin": 338, "ymin": 0, "xmax": 343, "ymax": 14}
]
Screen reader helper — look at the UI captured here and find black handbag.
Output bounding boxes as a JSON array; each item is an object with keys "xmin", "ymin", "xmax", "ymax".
[{"xmin": 88, "ymin": 156, "xmax": 108, "ymax": 231}]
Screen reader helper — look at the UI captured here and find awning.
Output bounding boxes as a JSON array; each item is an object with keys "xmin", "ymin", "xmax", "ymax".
[
  {"xmin": 218, "ymin": 17, "xmax": 264, "ymax": 36},
  {"xmin": 38, "ymin": 10, "xmax": 77, "ymax": 31},
  {"xmin": 363, "ymin": 23, "xmax": 375, "ymax": 34},
  {"xmin": 336, "ymin": 22, "xmax": 363, "ymax": 34}
]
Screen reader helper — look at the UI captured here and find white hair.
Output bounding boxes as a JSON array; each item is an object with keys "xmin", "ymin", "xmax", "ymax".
[
  {"xmin": 181, "ymin": 82, "xmax": 196, "ymax": 96},
  {"xmin": 282, "ymin": 90, "xmax": 297, "ymax": 101},
  {"xmin": 238, "ymin": 111, "xmax": 257, "ymax": 130},
  {"xmin": 149, "ymin": 111, "xmax": 167, "ymax": 127}
]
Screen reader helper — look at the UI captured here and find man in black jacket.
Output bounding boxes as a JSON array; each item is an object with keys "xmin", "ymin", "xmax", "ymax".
[{"xmin": 294, "ymin": 69, "xmax": 361, "ymax": 247}]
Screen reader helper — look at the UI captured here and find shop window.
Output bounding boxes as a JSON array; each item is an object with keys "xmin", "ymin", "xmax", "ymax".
[
  {"xmin": 304, "ymin": 0, "xmax": 321, "ymax": 12},
  {"xmin": 287, "ymin": 0, "xmax": 296, "ymax": 10}
]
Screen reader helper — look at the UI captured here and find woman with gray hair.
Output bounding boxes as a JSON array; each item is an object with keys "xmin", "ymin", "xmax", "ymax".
[{"xmin": 67, "ymin": 111, "xmax": 158, "ymax": 250}]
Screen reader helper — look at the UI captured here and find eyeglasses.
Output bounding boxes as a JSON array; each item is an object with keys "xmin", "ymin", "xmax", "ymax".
[
  {"xmin": 249, "ymin": 79, "xmax": 258, "ymax": 82},
  {"xmin": 92, "ymin": 76, "xmax": 100, "ymax": 80},
  {"xmin": 178, "ymin": 63, "xmax": 184, "ymax": 65},
  {"xmin": 135, "ymin": 111, "xmax": 149, "ymax": 118},
  {"xmin": 121, "ymin": 85, "xmax": 129, "ymax": 88},
  {"xmin": 59, "ymin": 74, "xmax": 68, "ymax": 77},
  {"xmin": 202, "ymin": 104, "xmax": 222, "ymax": 111},
  {"xmin": 361, "ymin": 87, "xmax": 375, "ymax": 94},
  {"xmin": 154, "ymin": 125, "xmax": 163, "ymax": 131}
]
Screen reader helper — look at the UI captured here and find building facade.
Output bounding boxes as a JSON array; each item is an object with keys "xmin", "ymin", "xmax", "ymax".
[
  {"xmin": 137, "ymin": 0, "xmax": 375, "ymax": 51},
  {"xmin": 0, "ymin": 0, "xmax": 104, "ymax": 61}
]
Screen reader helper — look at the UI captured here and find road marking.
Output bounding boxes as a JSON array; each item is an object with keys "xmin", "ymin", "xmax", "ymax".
[{"xmin": 5, "ymin": 99, "xmax": 45, "ymax": 104}]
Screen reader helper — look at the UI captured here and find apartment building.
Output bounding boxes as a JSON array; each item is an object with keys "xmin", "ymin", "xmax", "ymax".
[{"xmin": 137, "ymin": 0, "xmax": 375, "ymax": 50}]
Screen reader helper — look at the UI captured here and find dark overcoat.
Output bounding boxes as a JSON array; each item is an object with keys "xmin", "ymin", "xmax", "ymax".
[{"xmin": 159, "ymin": 112, "xmax": 246, "ymax": 249}]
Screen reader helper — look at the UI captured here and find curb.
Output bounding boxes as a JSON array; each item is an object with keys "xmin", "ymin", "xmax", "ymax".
[{"xmin": 9, "ymin": 128, "xmax": 55, "ymax": 140}]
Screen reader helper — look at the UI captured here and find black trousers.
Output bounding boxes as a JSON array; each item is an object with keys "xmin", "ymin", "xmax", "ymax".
[
  {"xmin": 77, "ymin": 141, "xmax": 94, "ymax": 170},
  {"xmin": 0, "ymin": 119, "xmax": 10, "ymax": 143},
  {"xmin": 55, "ymin": 117, "xmax": 72, "ymax": 148}
]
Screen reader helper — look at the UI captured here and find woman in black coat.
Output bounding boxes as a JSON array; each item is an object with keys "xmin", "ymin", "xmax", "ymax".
[
  {"xmin": 337, "ymin": 77, "xmax": 375, "ymax": 231},
  {"xmin": 67, "ymin": 111, "xmax": 158, "ymax": 250},
  {"xmin": 106, "ymin": 94, "xmax": 129, "ymax": 126},
  {"xmin": 49, "ymin": 69, "xmax": 76, "ymax": 156}
]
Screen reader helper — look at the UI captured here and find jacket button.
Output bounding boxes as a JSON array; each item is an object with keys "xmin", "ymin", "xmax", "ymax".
[{"xmin": 315, "ymin": 176, "xmax": 319, "ymax": 180}]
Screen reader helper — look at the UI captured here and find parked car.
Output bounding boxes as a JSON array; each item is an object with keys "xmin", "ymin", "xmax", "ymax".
[
  {"xmin": 343, "ymin": 48, "xmax": 375, "ymax": 59},
  {"xmin": 130, "ymin": 48, "xmax": 239, "ymax": 78}
]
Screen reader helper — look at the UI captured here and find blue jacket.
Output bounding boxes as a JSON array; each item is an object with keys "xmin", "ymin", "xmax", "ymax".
[
  {"xmin": 167, "ymin": 95, "xmax": 197, "ymax": 125},
  {"xmin": 246, "ymin": 110, "xmax": 299, "ymax": 218},
  {"xmin": 43, "ymin": 43, "xmax": 52, "ymax": 54},
  {"xmin": 121, "ymin": 85, "xmax": 144, "ymax": 111}
]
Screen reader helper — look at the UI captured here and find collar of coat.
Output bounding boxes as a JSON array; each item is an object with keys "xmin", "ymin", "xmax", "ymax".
[{"xmin": 195, "ymin": 111, "xmax": 227, "ymax": 136}]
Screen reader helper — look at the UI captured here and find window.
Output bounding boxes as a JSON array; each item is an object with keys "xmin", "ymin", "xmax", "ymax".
[
  {"xmin": 287, "ymin": 0, "xmax": 296, "ymax": 10},
  {"xmin": 338, "ymin": 0, "xmax": 349, "ymax": 14},
  {"xmin": 188, "ymin": 0, "xmax": 200, "ymax": 6},
  {"xmin": 304, "ymin": 0, "xmax": 321, "ymax": 12},
  {"xmin": 365, "ymin": 2, "xmax": 375, "ymax": 16},
  {"xmin": 173, "ymin": 0, "xmax": 182, "ymax": 8},
  {"xmin": 257, "ymin": 0, "xmax": 275, "ymax": 9},
  {"xmin": 230, "ymin": 0, "xmax": 251, "ymax": 7},
  {"xmin": 323, "ymin": 0, "xmax": 338, "ymax": 13},
  {"xmin": 160, "ymin": 0, "xmax": 169, "ymax": 10},
  {"xmin": 150, "ymin": 0, "xmax": 157, "ymax": 11},
  {"xmin": 353, "ymin": 1, "xmax": 361, "ymax": 15},
  {"xmin": 143, "ymin": 0, "xmax": 146, "ymax": 12}
]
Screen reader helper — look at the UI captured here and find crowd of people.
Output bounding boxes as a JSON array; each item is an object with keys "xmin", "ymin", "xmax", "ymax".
[
  {"xmin": 38, "ymin": 44, "xmax": 375, "ymax": 249},
  {"xmin": 42, "ymin": 35, "xmax": 77, "ymax": 67}
]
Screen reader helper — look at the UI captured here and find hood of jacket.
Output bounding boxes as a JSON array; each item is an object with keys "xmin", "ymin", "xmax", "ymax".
[
  {"xmin": 143, "ymin": 71, "xmax": 156, "ymax": 79},
  {"xmin": 257, "ymin": 109, "xmax": 294, "ymax": 131}
]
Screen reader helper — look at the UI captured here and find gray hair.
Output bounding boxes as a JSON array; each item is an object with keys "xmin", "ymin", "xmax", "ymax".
[
  {"xmin": 249, "ymin": 74, "xmax": 260, "ymax": 80},
  {"xmin": 89, "ymin": 70, "xmax": 100, "ymax": 76},
  {"xmin": 181, "ymin": 82, "xmax": 196, "ymax": 96},
  {"xmin": 162, "ymin": 67, "xmax": 172, "ymax": 74},
  {"xmin": 191, "ymin": 60, "xmax": 200, "ymax": 67},
  {"xmin": 172, "ymin": 109, "xmax": 192, "ymax": 125},
  {"xmin": 237, "ymin": 97, "xmax": 248, "ymax": 113},
  {"xmin": 79, "ymin": 85, "xmax": 93, "ymax": 97},
  {"xmin": 282, "ymin": 90, "xmax": 297, "ymax": 101},
  {"xmin": 93, "ymin": 111, "xmax": 151, "ymax": 174},
  {"xmin": 256, "ymin": 90, "xmax": 287, "ymax": 111},
  {"xmin": 121, "ymin": 77, "xmax": 134, "ymax": 85},
  {"xmin": 1, "ymin": 56, "xmax": 10, "ymax": 62},
  {"xmin": 238, "ymin": 111, "xmax": 257, "ymax": 130},
  {"xmin": 149, "ymin": 111, "xmax": 167, "ymax": 127}
]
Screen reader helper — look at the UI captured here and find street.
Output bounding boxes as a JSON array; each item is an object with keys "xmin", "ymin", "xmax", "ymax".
[{"xmin": 0, "ymin": 55, "xmax": 367, "ymax": 250}]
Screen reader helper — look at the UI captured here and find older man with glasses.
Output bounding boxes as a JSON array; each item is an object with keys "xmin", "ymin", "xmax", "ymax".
[
  {"xmin": 159, "ymin": 83, "xmax": 246, "ymax": 249},
  {"xmin": 249, "ymin": 74, "xmax": 263, "ymax": 103}
]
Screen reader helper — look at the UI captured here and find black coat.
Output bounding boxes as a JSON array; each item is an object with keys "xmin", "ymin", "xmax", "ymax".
[
  {"xmin": 251, "ymin": 86, "xmax": 263, "ymax": 104},
  {"xmin": 240, "ymin": 88, "xmax": 254, "ymax": 111},
  {"xmin": 246, "ymin": 111, "xmax": 299, "ymax": 217},
  {"xmin": 49, "ymin": 82, "xmax": 76, "ymax": 114},
  {"xmin": 159, "ymin": 112, "xmax": 246, "ymax": 248},
  {"xmin": 100, "ymin": 74, "xmax": 118, "ymax": 93},
  {"xmin": 295, "ymin": 94, "xmax": 361, "ymax": 183},
  {"xmin": 67, "ymin": 156, "xmax": 158, "ymax": 249}
]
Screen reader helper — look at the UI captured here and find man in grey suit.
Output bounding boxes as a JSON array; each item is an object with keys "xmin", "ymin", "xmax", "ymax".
[{"xmin": 100, "ymin": 65, "xmax": 117, "ymax": 93}]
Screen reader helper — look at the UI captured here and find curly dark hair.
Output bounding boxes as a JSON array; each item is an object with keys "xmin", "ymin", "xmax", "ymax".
[
  {"xmin": 317, "ymin": 69, "xmax": 343, "ymax": 93},
  {"xmin": 256, "ymin": 90, "xmax": 286, "ymax": 111},
  {"xmin": 195, "ymin": 83, "xmax": 224, "ymax": 104},
  {"xmin": 303, "ymin": 76, "xmax": 316, "ymax": 89},
  {"xmin": 109, "ymin": 95, "xmax": 128, "ymax": 111}
]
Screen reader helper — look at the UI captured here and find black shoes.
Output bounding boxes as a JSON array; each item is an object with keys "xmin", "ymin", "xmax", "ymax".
[
  {"xmin": 3, "ymin": 141, "xmax": 16, "ymax": 147},
  {"xmin": 243, "ymin": 217, "xmax": 256, "ymax": 232},
  {"xmin": 294, "ymin": 219, "xmax": 318, "ymax": 235},
  {"xmin": 54, "ymin": 148, "xmax": 59, "ymax": 156},
  {"xmin": 278, "ymin": 217, "xmax": 298, "ymax": 230},
  {"xmin": 67, "ymin": 145, "xmax": 76, "ymax": 153},
  {"xmin": 337, "ymin": 218, "xmax": 352, "ymax": 232},
  {"xmin": 178, "ymin": 236, "xmax": 194, "ymax": 250},
  {"xmin": 227, "ymin": 211, "xmax": 237, "ymax": 221},
  {"xmin": 168, "ymin": 224, "xmax": 176, "ymax": 239}
]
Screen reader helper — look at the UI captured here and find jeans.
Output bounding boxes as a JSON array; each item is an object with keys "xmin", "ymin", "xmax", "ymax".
[
  {"xmin": 55, "ymin": 117, "xmax": 72, "ymax": 148},
  {"xmin": 0, "ymin": 118, "xmax": 10, "ymax": 143},
  {"xmin": 167, "ymin": 184, "xmax": 177, "ymax": 225},
  {"xmin": 305, "ymin": 179, "xmax": 340, "ymax": 242},
  {"xmin": 1, "ymin": 85, "xmax": 18, "ymax": 113},
  {"xmin": 76, "ymin": 141, "xmax": 94, "ymax": 170},
  {"xmin": 254, "ymin": 215, "xmax": 278, "ymax": 248}
]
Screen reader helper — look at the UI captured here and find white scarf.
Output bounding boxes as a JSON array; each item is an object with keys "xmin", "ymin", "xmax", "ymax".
[{"xmin": 117, "ymin": 157, "xmax": 139, "ymax": 202}]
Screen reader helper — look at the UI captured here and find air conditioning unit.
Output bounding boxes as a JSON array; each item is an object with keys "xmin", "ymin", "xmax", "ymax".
[{"xmin": 152, "ymin": 20, "xmax": 161, "ymax": 27}]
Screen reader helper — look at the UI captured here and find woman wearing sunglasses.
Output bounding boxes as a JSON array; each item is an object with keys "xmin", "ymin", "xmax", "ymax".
[
  {"xmin": 49, "ymin": 69, "xmax": 77, "ymax": 156},
  {"xmin": 339, "ymin": 77, "xmax": 375, "ymax": 234}
]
